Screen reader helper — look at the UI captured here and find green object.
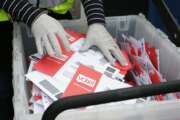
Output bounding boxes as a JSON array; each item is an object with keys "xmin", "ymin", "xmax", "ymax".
[
  {"xmin": 49, "ymin": 0, "xmax": 74, "ymax": 14},
  {"xmin": 0, "ymin": 0, "xmax": 74, "ymax": 22},
  {"xmin": 0, "ymin": 10, "xmax": 10, "ymax": 22}
]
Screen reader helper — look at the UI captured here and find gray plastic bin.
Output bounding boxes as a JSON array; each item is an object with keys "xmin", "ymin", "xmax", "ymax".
[{"xmin": 13, "ymin": 15, "xmax": 180, "ymax": 120}]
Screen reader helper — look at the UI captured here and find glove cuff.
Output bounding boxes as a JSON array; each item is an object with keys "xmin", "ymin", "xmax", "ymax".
[
  {"xmin": 30, "ymin": 10, "xmax": 48, "ymax": 28},
  {"xmin": 27, "ymin": 9, "xmax": 48, "ymax": 27}
]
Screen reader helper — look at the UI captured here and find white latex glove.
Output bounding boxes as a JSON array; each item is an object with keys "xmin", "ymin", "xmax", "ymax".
[
  {"xmin": 81, "ymin": 23, "xmax": 128, "ymax": 66},
  {"xmin": 31, "ymin": 14, "xmax": 70, "ymax": 57}
]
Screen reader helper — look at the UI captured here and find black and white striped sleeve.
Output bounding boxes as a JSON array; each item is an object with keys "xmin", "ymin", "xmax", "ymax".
[
  {"xmin": 81, "ymin": 0, "xmax": 105, "ymax": 25},
  {"xmin": 0, "ymin": 0, "xmax": 46, "ymax": 26}
]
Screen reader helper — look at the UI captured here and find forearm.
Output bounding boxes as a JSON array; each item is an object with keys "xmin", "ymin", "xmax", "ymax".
[
  {"xmin": 81, "ymin": 0, "xmax": 105, "ymax": 25},
  {"xmin": 0, "ymin": 0, "xmax": 45, "ymax": 26}
]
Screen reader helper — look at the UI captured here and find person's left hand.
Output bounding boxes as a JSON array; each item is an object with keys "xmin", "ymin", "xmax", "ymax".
[{"xmin": 81, "ymin": 23, "xmax": 128, "ymax": 66}]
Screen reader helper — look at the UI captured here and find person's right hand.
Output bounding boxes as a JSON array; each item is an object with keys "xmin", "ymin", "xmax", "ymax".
[{"xmin": 31, "ymin": 14, "xmax": 70, "ymax": 57}]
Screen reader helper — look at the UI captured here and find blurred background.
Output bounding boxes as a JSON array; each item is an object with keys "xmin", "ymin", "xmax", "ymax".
[{"xmin": 103, "ymin": 0, "xmax": 180, "ymax": 42}]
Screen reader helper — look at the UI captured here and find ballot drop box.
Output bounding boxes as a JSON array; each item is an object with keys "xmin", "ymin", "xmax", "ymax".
[{"xmin": 13, "ymin": 15, "xmax": 180, "ymax": 120}]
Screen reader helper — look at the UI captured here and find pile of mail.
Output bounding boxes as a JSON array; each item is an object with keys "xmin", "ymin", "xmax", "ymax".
[
  {"xmin": 26, "ymin": 29, "xmax": 135, "ymax": 113},
  {"xmin": 118, "ymin": 34, "xmax": 178, "ymax": 101},
  {"xmin": 26, "ymin": 29, "xmax": 178, "ymax": 113}
]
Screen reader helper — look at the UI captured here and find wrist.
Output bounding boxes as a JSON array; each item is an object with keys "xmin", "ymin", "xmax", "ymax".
[
  {"xmin": 89, "ymin": 23, "xmax": 106, "ymax": 30},
  {"xmin": 31, "ymin": 11, "xmax": 48, "ymax": 29},
  {"xmin": 30, "ymin": 10, "xmax": 48, "ymax": 28}
]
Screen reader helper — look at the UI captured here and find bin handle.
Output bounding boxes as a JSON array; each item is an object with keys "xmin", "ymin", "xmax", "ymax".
[{"xmin": 42, "ymin": 80, "xmax": 180, "ymax": 120}]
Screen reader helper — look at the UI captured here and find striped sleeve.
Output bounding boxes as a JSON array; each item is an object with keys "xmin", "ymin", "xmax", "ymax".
[
  {"xmin": 0, "ymin": 0, "xmax": 46, "ymax": 26},
  {"xmin": 81, "ymin": 0, "xmax": 105, "ymax": 25}
]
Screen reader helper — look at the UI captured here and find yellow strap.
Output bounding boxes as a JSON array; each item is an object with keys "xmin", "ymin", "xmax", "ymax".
[
  {"xmin": 0, "ymin": 0, "xmax": 74, "ymax": 22},
  {"xmin": 49, "ymin": 0, "xmax": 74, "ymax": 14},
  {"xmin": 0, "ymin": 10, "xmax": 10, "ymax": 22}
]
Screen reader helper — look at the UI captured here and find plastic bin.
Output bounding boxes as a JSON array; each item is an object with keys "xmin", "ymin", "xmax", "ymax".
[{"xmin": 13, "ymin": 15, "xmax": 180, "ymax": 120}]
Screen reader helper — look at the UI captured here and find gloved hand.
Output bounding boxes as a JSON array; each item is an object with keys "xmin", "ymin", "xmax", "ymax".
[
  {"xmin": 31, "ymin": 14, "xmax": 70, "ymax": 57},
  {"xmin": 81, "ymin": 23, "xmax": 128, "ymax": 66}
]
